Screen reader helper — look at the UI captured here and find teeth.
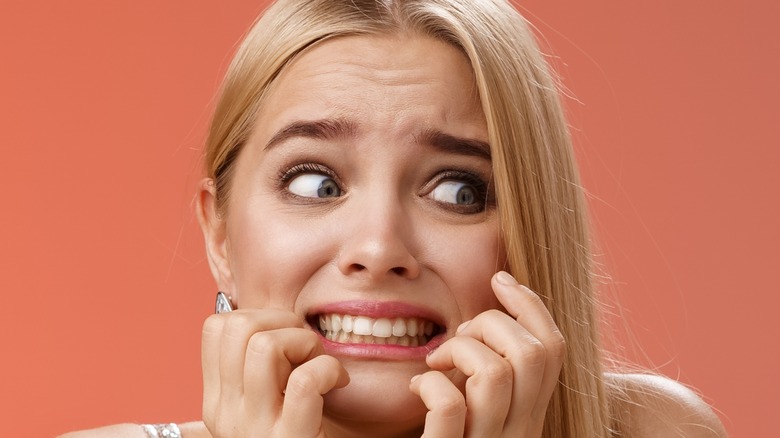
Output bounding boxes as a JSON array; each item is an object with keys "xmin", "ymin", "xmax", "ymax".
[
  {"xmin": 392, "ymin": 318, "xmax": 406, "ymax": 337},
  {"xmin": 342, "ymin": 315, "xmax": 354, "ymax": 333},
  {"xmin": 407, "ymin": 318, "xmax": 418, "ymax": 336},
  {"xmin": 332, "ymin": 315, "xmax": 342, "ymax": 332},
  {"xmin": 425, "ymin": 321, "xmax": 433, "ymax": 336},
  {"xmin": 373, "ymin": 318, "xmax": 392, "ymax": 337},
  {"xmin": 317, "ymin": 313, "xmax": 438, "ymax": 346},
  {"xmin": 353, "ymin": 316, "xmax": 372, "ymax": 335}
]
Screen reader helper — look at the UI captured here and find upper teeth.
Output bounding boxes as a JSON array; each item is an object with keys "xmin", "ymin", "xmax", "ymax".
[{"xmin": 318, "ymin": 314, "xmax": 435, "ymax": 338}]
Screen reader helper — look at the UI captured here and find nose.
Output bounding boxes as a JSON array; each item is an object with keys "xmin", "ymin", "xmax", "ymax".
[{"xmin": 336, "ymin": 198, "xmax": 421, "ymax": 281}]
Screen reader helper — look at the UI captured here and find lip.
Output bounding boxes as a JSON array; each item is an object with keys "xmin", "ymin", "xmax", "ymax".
[{"xmin": 306, "ymin": 300, "xmax": 447, "ymax": 360}]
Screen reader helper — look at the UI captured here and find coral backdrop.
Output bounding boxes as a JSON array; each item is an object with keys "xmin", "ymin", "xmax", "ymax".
[{"xmin": 1, "ymin": 1, "xmax": 777, "ymax": 436}]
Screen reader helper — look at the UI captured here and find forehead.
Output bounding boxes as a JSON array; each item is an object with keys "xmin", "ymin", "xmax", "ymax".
[{"xmin": 254, "ymin": 33, "xmax": 487, "ymax": 142}]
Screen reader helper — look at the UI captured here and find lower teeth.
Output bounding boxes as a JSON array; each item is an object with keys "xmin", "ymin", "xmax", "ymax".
[{"xmin": 325, "ymin": 331, "xmax": 426, "ymax": 346}]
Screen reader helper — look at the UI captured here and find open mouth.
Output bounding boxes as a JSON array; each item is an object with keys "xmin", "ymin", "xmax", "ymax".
[{"xmin": 314, "ymin": 313, "xmax": 444, "ymax": 346}]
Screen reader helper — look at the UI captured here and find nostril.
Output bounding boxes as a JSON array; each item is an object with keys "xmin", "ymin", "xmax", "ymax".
[
  {"xmin": 346, "ymin": 263, "xmax": 367, "ymax": 273},
  {"xmin": 390, "ymin": 266, "xmax": 407, "ymax": 276}
]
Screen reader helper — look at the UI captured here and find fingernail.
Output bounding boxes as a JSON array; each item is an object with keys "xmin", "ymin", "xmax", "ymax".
[
  {"xmin": 456, "ymin": 320, "xmax": 471, "ymax": 334},
  {"xmin": 410, "ymin": 374, "xmax": 421, "ymax": 384},
  {"xmin": 496, "ymin": 271, "xmax": 518, "ymax": 285}
]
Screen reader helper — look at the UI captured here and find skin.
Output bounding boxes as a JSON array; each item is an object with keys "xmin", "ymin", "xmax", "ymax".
[{"xmin": 196, "ymin": 34, "xmax": 564, "ymax": 437}]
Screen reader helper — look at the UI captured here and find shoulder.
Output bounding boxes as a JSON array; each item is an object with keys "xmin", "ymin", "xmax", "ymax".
[
  {"xmin": 57, "ymin": 424, "xmax": 146, "ymax": 438},
  {"xmin": 606, "ymin": 373, "xmax": 728, "ymax": 437}
]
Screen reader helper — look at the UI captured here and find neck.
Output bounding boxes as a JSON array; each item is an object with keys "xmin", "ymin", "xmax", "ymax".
[{"xmin": 324, "ymin": 416, "xmax": 424, "ymax": 438}]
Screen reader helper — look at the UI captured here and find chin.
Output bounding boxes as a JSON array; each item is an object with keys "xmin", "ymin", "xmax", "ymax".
[{"xmin": 322, "ymin": 360, "xmax": 428, "ymax": 435}]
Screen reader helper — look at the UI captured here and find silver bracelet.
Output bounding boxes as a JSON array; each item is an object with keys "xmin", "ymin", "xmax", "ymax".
[{"xmin": 141, "ymin": 423, "xmax": 182, "ymax": 438}]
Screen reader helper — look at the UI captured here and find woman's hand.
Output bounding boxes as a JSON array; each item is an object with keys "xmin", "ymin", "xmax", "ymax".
[
  {"xmin": 201, "ymin": 308, "xmax": 349, "ymax": 437},
  {"xmin": 409, "ymin": 271, "xmax": 565, "ymax": 437}
]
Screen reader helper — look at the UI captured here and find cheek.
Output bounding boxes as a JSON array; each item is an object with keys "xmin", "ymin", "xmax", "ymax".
[
  {"xmin": 226, "ymin": 205, "xmax": 336, "ymax": 309},
  {"xmin": 433, "ymin": 223, "xmax": 505, "ymax": 318}
]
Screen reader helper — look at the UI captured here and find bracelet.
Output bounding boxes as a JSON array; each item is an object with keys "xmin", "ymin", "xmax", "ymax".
[{"xmin": 141, "ymin": 423, "xmax": 182, "ymax": 438}]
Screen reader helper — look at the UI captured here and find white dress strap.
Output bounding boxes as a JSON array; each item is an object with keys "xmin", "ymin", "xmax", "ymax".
[{"xmin": 140, "ymin": 423, "xmax": 182, "ymax": 438}]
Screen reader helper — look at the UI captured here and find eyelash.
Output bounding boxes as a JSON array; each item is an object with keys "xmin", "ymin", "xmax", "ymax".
[
  {"xmin": 276, "ymin": 162, "xmax": 492, "ymax": 212},
  {"xmin": 430, "ymin": 169, "xmax": 492, "ymax": 213},
  {"xmin": 277, "ymin": 162, "xmax": 336, "ymax": 185}
]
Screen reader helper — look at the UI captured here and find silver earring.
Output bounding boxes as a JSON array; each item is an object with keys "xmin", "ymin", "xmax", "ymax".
[{"xmin": 215, "ymin": 291, "xmax": 234, "ymax": 314}]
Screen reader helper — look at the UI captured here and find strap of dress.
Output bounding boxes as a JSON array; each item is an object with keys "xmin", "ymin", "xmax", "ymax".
[{"xmin": 140, "ymin": 423, "xmax": 182, "ymax": 438}]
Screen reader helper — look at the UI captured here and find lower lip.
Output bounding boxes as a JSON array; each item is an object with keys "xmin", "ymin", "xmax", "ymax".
[{"xmin": 315, "ymin": 330, "xmax": 446, "ymax": 360}]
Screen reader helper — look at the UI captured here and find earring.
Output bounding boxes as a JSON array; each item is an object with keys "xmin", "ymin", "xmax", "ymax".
[{"xmin": 215, "ymin": 291, "xmax": 234, "ymax": 314}]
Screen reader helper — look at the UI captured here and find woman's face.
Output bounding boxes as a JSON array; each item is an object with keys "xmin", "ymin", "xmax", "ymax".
[{"xmin": 202, "ymin": 33, "xmax": 505, "ymax": 430}]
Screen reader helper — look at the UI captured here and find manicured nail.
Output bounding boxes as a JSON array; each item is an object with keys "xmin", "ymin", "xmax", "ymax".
[
  {"xmin": 410, "ymin": 374, "xmax": 421, "ymax": 384},
  {"xmin": 496, "ymin": 271, "xmax": 518, "ymax": 285},
  {"xmin": 456, "ymin": 320, "xmax": 471, "ymax": 334}
]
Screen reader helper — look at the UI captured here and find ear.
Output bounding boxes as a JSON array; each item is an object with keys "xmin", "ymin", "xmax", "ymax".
[{"xmin": 196, "ymin": 178, "xmax": 235, "ymax": 294}]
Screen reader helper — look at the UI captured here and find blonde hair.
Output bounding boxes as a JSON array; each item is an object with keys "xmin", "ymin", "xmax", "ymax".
[{"xmin": 204, "ymin": 0, "xmax": 613, "ymax": 435}]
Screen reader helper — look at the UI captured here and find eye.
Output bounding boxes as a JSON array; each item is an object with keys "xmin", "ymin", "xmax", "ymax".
[
  {"xmin": 430, "ymin": 180, "xmax": 478, "ymax": 206},
  {"xmin": 288, "ymin": 173, "xmax": 342, "ymax": 198},
  {"xmin": 425, "ymin": 169, "xmax": 491, "ymax": 214}
]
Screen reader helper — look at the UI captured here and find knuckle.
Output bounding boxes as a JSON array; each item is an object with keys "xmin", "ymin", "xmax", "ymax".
[
  {"xmin": 223, "ymin": 312, "xmax": 252, "ymax": 337},
  {"xmin": 287, "ymin": 367, "xmax": 319, "ymax": 397},
  {"xmin": 202, "ymin": 314, "xmax": 225, "ymax": 337},
  {"xmin": 433, "ymin": 392, "xmax": 466, "ymax": 418},
  {"xmin": 298, "ymin": 327, "xmax": 320, "ymax": 344},
  {"xmin": 525, "ymin": 289, "xmax": 545, "ymax": 305},
  {"xmin": 246, "ymin": 332, "xmax": 273, "ymax": 357},
  {"xmin": 546, "ymin": 331, "xmax": 567, "ymax": 359},
  {"xmin": 314, "ymin": 353, "xmax": 340, "ymax": 370},
  {"xmin": 482, "ymin": 309, "xmax": 507, "ymax": 320},
  {"xmin": 477, "ymin": 360, "xmax": 513, "ymax": 385},
  {"xmin": 517, "ymin": 338, "xmax": 547, "ymax": 366}
]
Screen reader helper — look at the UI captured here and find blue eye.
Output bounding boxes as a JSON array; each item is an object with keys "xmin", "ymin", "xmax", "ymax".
[
  {"xmin": 287, "ymin": 173, "xmax": 342, "ymax": 198},
  {"xmin": 430, "ymin": 180, "xmax": 478, "ymax": 205}
]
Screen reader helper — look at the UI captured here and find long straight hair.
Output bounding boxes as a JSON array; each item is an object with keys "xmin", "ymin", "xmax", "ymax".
[{"xmin": 204, "ymin": 0, "xmax": 613, "ymax": 435}]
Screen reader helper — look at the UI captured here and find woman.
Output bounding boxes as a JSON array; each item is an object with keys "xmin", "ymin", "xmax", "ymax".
[{"xmin": 63, "ymin": 0, "xmax": 725, "ymax": 436}]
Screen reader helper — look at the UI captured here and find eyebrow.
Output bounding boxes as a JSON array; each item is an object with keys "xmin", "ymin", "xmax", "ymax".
[
  {"xmin": 416, "ymin": 128, "xmax": 492, "ymax": 161},
  {"xmin": 264, "ymin": 118, "xmax": 357, "ymax": 151},
  {"xmin": 263, "ymin": 118, "xmax": 491, "ymax": 161}
]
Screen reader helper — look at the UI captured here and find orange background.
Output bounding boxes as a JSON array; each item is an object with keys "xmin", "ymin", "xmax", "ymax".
[{"xmin": 1, "ymin": 1, "xmax": 777, "ymax": 436}]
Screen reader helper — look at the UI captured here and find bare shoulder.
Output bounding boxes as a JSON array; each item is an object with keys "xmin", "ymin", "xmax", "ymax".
[
  {"xmin": 606, "ymin": 373, "xmax": 728, "ymax": 437},
  {"xmin": 57, "ymin": 421, "xmax": 210, "ymax": 438},
  {"xmin": 57, "ymin": 424, "xmax": 146, "ymax": 438}
]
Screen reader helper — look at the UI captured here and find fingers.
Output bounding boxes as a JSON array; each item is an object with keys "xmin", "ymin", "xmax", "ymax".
[
  {"xmin": 279, "ymin": 355, "xmax": 349, "ymax": 435},
  {"xmin": 202, "ymin": 309, "xmax": 301, "ymax": 425},
  {"xmin": 491, "ymin": 271, "xmax": 566, "ymax": 422},
  {"xmin": 218, "ymin": 309, "xmax": 303, "ymax": 399},
  {"xmin": 202, "ymin": 308, "xmax": 347, "ymax": 436},
  {"xmin": 423, "ymin": 271, "xmax": 565, "ymax": 436},
  {"xmin": 242, "ymin": 328, "xmax": 327, "ymax": 419},
  {"xmin": 492, "ymin": 271, "xmax": 565, "ymax": 359},
  {"xmin": 425, "ymin": 336, "xmax": 512, "ymax": 437},
  {"xmin": 409, "ymin": 371, "xmax": 466, "ymax": 438}
]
